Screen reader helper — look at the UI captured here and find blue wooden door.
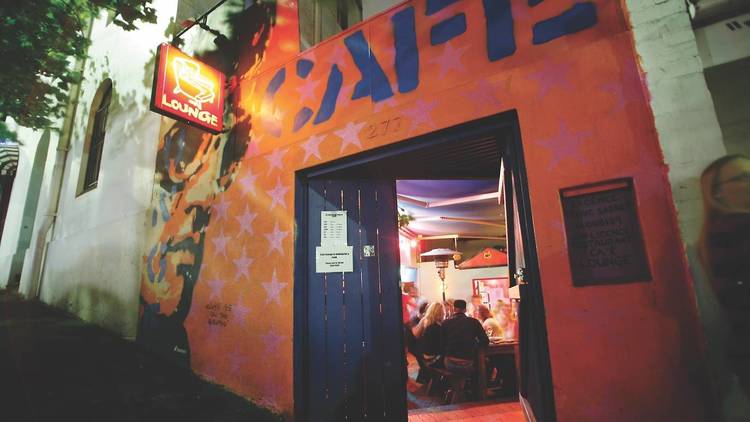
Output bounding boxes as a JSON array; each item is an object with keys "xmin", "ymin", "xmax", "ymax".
[{"xmin": 304, "ymin": 178, "xmax": 407, "ymax": 421}]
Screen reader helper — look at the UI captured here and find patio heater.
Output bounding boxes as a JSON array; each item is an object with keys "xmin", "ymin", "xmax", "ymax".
[{"xmin": 420, "ymin": 248, "xmax": 462, "ymax": 302}]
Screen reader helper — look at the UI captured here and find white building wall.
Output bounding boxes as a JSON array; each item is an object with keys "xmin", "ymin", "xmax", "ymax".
[
  {"xmin": 0, "ymin": 125, "xmax": 53, "ymax": 286},
  {"xmin": 625, "ymin": 0, "xmax": 749, "ymax": 419},
  {"xmin": 0, "ymin": 0, "xmax": 179, "ymax": 340}
]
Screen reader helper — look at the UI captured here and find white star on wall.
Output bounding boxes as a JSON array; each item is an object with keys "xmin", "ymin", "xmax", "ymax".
[
  {"xmin": 233, "ymin": 247, "xmax": 254, "ymax": 281},
  {"xmin": 212, "ymin": 194, "xmax": 231, "ymax": 223},
  {"xmin": 296, "ymin": 77, "xmax": 321, "ymax": 103},
  {"xmin": 234, "ymin": 205, "xmax": 257, "ymax": 236},
  {"xmin": 265, "ymin": 147, "xmax": 288, "ymax": 176},
  {"xmin": 334, "ymin": 121, "xmax": 366, "ymax": 153},
  {"xmin": 207, "ymin": 277, "xmax": 225, "ymax": 301},
  {"xmin": 264, "ymin": 222, "xmax": 289, "ymax": 256},
  {"xmin": 301, "ymin": 134, "xmax": 325, "ymax": 163},
  {"xmin": 233, "ymin": 296, "xmax": 251, "ymax": 325},
  {"xmin": 261, "ymin": 328, "xmax": 287, "ymax": 354},
  {"xmin": 227, "ymin": 349, "xmax": 248, "ymax": 373},
  {"xmin": 238, "ymin": 168, "xmax": 258, "ymax": 196},
  {"xmin": 267, "ymin": 177, "xmax": 289, "ymax": 210},
  {"xmin": 403, "ymin": 99, "xmax": 437, "ymax": 132},
  {"xmin": 429, "ymin": 41, "xmax": 469, "ymax": 79},
  {"xmin": 211, "ymin": 229, "xmax": 231, "ymax": 258},
  {"xmin": 262, "ymin": 270, "xmax": 288, "ymax": 305}
]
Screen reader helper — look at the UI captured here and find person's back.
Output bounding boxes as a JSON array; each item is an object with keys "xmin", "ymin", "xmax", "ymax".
[{"xmin": 441, "ymin": 301, "xmax": 489, "ymax": 360}]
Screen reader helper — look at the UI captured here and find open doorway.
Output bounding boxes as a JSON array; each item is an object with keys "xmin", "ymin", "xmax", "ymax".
[
  {"xmin": 397, "ymin": 178, "xmax": 520, "ymax": 417},
  {"xmin": 294, "ymin": 113, "xmax": 555, "ymax": 422}
]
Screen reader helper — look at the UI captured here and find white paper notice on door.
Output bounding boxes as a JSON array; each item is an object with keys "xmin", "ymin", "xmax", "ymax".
[
  {"xmin": 321, "ymin": 211, "xmax": 347, "ymax": 246},
  {"xmin": 315, "ymin": 246, "xmax": 354, "ymax": 273}
]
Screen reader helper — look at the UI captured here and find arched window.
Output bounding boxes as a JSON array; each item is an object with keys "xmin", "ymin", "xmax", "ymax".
[{"xmin": 78, "ymin": 79, "xmax": 112, "ymax": 194}]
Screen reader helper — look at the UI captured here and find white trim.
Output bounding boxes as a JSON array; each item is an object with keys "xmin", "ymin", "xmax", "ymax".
[{"xmin": 520, "ymin": 395, "xmax": 537, "ymax": 422}]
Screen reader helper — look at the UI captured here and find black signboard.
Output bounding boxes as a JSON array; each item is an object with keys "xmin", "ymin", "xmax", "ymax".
[{"xmin": 560, "ymin": 178, "xmax": 651, "ymax": 286}]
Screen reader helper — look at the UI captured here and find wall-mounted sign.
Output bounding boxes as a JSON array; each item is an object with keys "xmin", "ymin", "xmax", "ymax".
[
  {"xmin": 560, "ymin": 178, "xmax": 651, "ymax": 286},
  {"xmin": 150, "ymin": 43, "xmax": 225, "ymax": 134},
  {"xmin": 316, "ymin": 211, "xmax": 353, "ymax": 273}
]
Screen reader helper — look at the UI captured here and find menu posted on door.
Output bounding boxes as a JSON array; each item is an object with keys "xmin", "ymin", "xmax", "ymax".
[
  {"xmin": 560, "ymin": 178, "xmax": 651, "ymax": 286},
  {"xmin": 316, "ymin": 211, "xmax": 354, "ymax": 273}
]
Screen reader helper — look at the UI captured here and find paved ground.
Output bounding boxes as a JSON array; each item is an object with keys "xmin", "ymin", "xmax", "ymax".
[{"xmin": 0, "ymin": 290, "xmax": 281, "ymax": 422}]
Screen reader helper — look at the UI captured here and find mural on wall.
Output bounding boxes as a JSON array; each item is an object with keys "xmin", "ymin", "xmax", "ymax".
[
  {"xmin": 137, "ymin": 1, "xmax": 280, "ymax": 367},
  {"xmin": 138, "ymin": 0, "xmax": 710, "ymax": 419}
]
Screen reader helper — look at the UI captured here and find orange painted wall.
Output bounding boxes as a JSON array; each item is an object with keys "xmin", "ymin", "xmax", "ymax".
[{"xmin": 140, "ymin": 0, "xmax": 711, "ymax": 420}]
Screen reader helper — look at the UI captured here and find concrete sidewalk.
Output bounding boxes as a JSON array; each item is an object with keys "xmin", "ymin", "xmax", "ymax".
[{"xmin": 0, "ymin": 290, "xmax": 281, "ymax": 422}]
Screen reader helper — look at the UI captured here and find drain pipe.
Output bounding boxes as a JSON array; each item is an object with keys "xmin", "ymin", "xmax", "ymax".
[{"xmin": 31, "ymin": 18, "xmax": 93, "ymax": 299}]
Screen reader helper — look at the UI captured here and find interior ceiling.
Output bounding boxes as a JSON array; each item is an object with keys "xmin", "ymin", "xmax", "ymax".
[
  {"xmin": 397, "ymin": 179, "xmax": 504, "ymax": 239},
  {"xmin": 318, "ymin": 133, "xmax": 508, "ymax": 239}
]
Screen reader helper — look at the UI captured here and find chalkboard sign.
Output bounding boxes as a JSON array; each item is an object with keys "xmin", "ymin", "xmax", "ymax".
[{"xmin": 560, "ymin": 178, "xmax": 651, "ymax": 286}]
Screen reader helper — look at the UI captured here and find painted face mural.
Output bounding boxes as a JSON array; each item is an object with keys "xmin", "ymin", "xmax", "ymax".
[
  {"xmin": 137, "ymin": 112, "xmax": 247, "ymax": 365},
  {"xmin": 137, "ymin": 1, "xmax": 277, "ymax": 366}
]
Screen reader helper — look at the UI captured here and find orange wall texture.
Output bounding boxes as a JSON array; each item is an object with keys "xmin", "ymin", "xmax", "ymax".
[{"xmin": 139, "ymin": 0, "xmax": 711, "ymax": 420}]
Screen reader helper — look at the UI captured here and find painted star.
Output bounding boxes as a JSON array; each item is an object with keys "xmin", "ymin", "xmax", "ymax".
[
  {"xmin": 205, "ymin": 323, "xmax": 223, "ymax": 343},
  {"xmin": 233, "ymin": 247, "xmax": 254, "ymax": 281},
  {"xmin": 207, "ymin": 277, "xmax": 225, "ymax": 301},
  {"xmin": 261, "ymin": 328, "xmax": 287, "ymax": 354},
  {"xmin": 265, "ymin": 147, "xmax": 288, "ymax": 176},
  {"xmin": 301, "ymin": 134, "xmax": 325, "ymax": 163},
  {"xmin": 535, "ymin": 121, "xmax": 591, "ymax": 169},
  {"xmin": 212, "ymin": 194, "xmax": 231, "ymax": 223},
  {"xmin": 602, "ymin": 62, "xmax": 642, "ymax": 113},
  {"xmin": 235, "ymin": 205, "xmax": 257, "ymax": 236},
  {"xmin": 334, "ymin": 121, "xmax": 366, "ymax": 153},
  {"xmin": 464, "ymin": 79, "xmax": 502, "ymax": 114},
  {"xmin": 264, "ymin": 222, "xmax": 289, "ymax": 256},
  {"xmin": 238, "ymin": 168, "xmax": 258, "ymax": 196},
  {"xmin": 233, "ymin": 296, "xmax": 251, "ymax": 325},
  {"xmin": 262, "ymin": 270, "xmax": 288, "ymax": 306},
  {"xmin": 403, "ymin": 99, "xmax": 437, "ymax": 132},
  {"xmin": 267, "ymin": 177, "xmax": 290, "ymax": 210},
  {"xmin": 296, "ymin": 77, "xmax": 321, "ymax": 103},
  {"xmin": 211, "ymin": 229, "xmax": 231, "ymax": 258},
  {"xmin": 227, "ymin": 349, "xmax": 247, "ymax": 373},
  {"xmin": 429, "ymin": 41, "xmax": 469, "ymax": 79},
  {"xmin": 527, "ymin": 62, "xmax": 573, "ymax": 98}
]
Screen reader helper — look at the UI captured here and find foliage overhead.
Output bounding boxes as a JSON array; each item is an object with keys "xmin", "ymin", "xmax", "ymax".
[{"xmin": 0, "ymin": 0, "xmax": 157, "ymax": 130}]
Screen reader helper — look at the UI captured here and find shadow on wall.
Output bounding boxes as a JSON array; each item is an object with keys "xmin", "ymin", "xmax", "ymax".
[{"xmin": 136, "ymin": 1, "xmax": 277, "ymax": 365}]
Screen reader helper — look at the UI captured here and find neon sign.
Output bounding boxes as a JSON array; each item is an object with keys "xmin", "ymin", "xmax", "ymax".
[{"xmin": 151, "ymin": 43, "xmax": 225, "ymax": 134}]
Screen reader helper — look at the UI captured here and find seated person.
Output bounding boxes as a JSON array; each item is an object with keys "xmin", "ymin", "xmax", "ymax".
[
  {"xmin": 441, "ymin": 299, "xmax": 490, "ymax": 375},
  {"xmin": 415, "ymin": 302, "xmax": 445, "ymax": 366},
  {"xmin": 477, "ymin": 305, "xmax": 503, "ymax": 339}
]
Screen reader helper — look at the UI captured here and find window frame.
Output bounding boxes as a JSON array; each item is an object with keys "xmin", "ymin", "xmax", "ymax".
[{"xmin": 77, "ymin": 79, "xmax": 113, "ymax": 196}]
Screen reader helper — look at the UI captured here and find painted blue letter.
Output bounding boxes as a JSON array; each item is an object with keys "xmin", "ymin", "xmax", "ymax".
[
  {"xmin": 344, "ymin": 31, "xmax": 394, "ymax": 102},
  {"xmin": 392, "ymin": 7, "xmax": 419, "ymax": 93},
  {"xmin": 314, "ymin": 64, "xmax": 343, "ymax": 125},
  {"xmin": 483, "ymin": 0, "xmax": 516, "ymax": 62},
  {"xmin": 532, "ymin": 2, "xmax": 598, "ymax": 45}
]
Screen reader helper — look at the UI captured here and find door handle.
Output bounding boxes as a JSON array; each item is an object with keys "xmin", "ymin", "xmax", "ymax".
[{"xmin": 514, "ymin": 268, "xmax": 528, "ymax": 285}]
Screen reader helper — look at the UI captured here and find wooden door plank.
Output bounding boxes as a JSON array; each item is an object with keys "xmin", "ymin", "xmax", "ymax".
[{"xmin": 307, "ymin": 179, "xmax": 330, "ymax": 421}]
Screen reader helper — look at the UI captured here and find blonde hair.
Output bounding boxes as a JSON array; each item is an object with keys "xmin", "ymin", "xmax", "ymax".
[{"xmin": 414, "ymin": 302, "xmax": 445, "ymax": 337}]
